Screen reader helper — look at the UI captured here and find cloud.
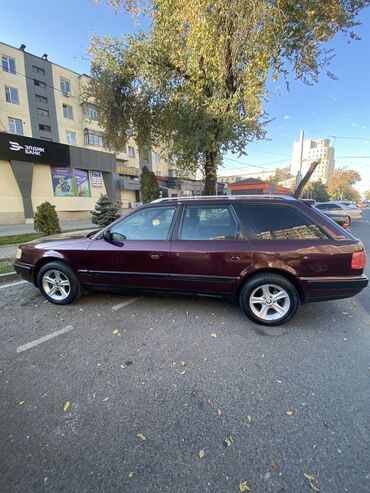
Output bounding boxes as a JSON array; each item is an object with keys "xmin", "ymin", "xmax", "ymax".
[
  {"xmin": 284, "ymin": 115, "xmax": 291, "ymax": 120},
  {"xmin": 351, "ymin": 122, "xmax": 359, "ymax": 127},
  {"xmin": 330, "ymin": 96, "xmax": 338, "ymax": 101},
  {"xmin": 277, "ymin": 125, "xmax": 283, "ymax": 129}
]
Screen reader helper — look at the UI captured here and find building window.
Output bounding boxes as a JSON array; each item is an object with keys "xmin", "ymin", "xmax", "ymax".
[
  {"xmin": 154, "ymin": 152, "xmax": 161, "ymax": 164},
  {"xmin": 128, "ymin": 146, "xmax": 135, "ymax": 158},
  {"xmin": 32, "ymin": 65, "xmax": 45, "ymax": 75},
  {"xmin": 66, "ymin": 130, "xmax": 76, "ymax": 145},
  {"xmin": 36, "ymin": 94, "xmax": 48, "ymax": 104},
  {"xmin": 84, "ymin": 128, "xmax": 104, "ymax": 147},
  {"xmin": 155, "ymin": 171, "xmax": 161, "ymax": 176},
  {"xmin": 63, "ymin": 104, "xmax": 73, "ymax": 119},
  {"xmin": 5, "ymin": 86, "xmax": 19, "ymax": 104},
  {"xmin": 2, "ymin": 55, "xmax": 16, "ymax": 74},
  {"xmin": 84, "ymin": 104, "xmax": 98, "ymax": 120},
  {"xmin": 8, "ymin": 117, "xmax": 23, "ymax": 135},
  {"xmin": 34, "ymin": 79, "xmax": 46, "ymax": 89},
  {"xmin": 60, "ymin": 78, "xmax": 71, "ymax": 95},
  {"xmin": 37, "ymin": 107, "xmax": 49, "ymax": 117},
  {"xmin": 39, "ymin": 123, "xmax": 51, "ymax": 132}
]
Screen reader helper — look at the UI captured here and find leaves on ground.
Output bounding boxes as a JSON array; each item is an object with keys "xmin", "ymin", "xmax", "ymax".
[
  {"xmin": 309, "ymin": 482, "xmax": 320, "ymax": 492},
  {"xmin": 102, "ymin": 397, "xmax": 109, "ymax": 402},
  {"xmin": 137, "ymin": 432, "xmax": 146, "ymax": 440},
  {"xmin": 272, "ymin": 461, "xmax": 279, "ymax": 470},
  {"xmin": 211, "ymin": 333, "xmax": 218, "ymax": 338},
  {"xmin": 128, "ymin": 472, "xmax": 134, "ymax": 478},
  {"xmin": 224, "ymin": 435, "xmax": 234, "ymax": 447},
  {"xmin": 217, "ymin": 408, "xmax": 223, "ymax": 417},
  {"xmin": 112, "ymin": 329, "xmax": 119, "ymax": 335},
  {"xmin": 63, "ymin": 401, "xmax": 70, "ymax": 412},
  {"xmin": 180, "ymin": 361, "xmax": 186, "ymax": 367},
  {"xmin": 285, "ymin": 410, "xmax": 294, "ymax": 416},
  {"xmin": 199, "ymin": 449, "xmax": 205, "ymax": 458},
  {"xmin": 304, "ymin": 474, "xmax": 315, "ymax": 481},
  {"xmin": 180, "ymin": 370, "xmax": 186, "ymax": 375},
  {"xmin": 239, "ymin": 481, "xmax": 251, "ymax": 492},
  {"xmin": 18, "ymin": 401, "xmax": 25, "ymax": 406},
  {"xmin": 247, "ymin": 415, "xmax": 252, "ymax": 423}
]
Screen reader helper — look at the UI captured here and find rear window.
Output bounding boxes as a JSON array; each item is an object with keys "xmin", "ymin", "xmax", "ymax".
[{"xmin": 236, "ymin": 204, "xmax": 329, "ymax": 240}]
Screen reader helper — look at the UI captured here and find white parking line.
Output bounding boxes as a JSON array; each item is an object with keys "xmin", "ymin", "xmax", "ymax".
[
  {"xmin": 16, "ymin": 325, "xmax": 75, "ymax": 353},
  {"xmin": 0, "ymin": 280, "xmax": 27, "ymax": 290},
  {"xmin": 112, "ymin": 297, "xmax": 140, "ymax": 311}
]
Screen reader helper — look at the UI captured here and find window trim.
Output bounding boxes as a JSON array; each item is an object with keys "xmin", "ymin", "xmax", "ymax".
[
  {"xmin": 105, "ymin": 204, "xmax": 179, "ymax": 242},
  {"xmin": 176, "ymin": 204, "xmax": 244, "ymax": 242},
  {"xmin": 236, "ymin": 203, "xmax": 331, "ymax": 241},
  {"xmin": 65, "ymin": 130, "xmax": 76, "ymax": 145},
  {"xmin": 62, "ymin": 103, "xmax": 73, "ymax": 119},
  {"xmin": 8, "ymin": 116, "xmax": 23, "ymax": 135},
  {"xmin": 5, "ymin": 85, "xmax": 19, "ymax": 104},
  {"xmin": 60, "ymin": 77, "xmax": 71, "ymax": 95},
  {"xmin": 2, "ymin": 55, "xmax": 16, "ymax": 74}
]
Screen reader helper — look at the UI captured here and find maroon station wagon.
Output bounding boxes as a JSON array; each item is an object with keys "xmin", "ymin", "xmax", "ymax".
[{"xmin": 14, "ymin": 195, "xmax": 368, "ymax": 326}]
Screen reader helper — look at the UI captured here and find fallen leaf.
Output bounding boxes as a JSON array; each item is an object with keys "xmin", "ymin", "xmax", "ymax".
[
  {"xmin": 44, "ymin": 477, "xmax": 48, "ymax": 483},
  {"xmin": 180, "ymin": 370, "xmax": 186, "ymax": 375},
  {"xmin": 285, "ymin": 410, "xmax": 294, "ymax": 416},
  {"xmin": 120, "ymin": 364, "xmax": 126, "ymax": 369},
  {"xmin": 261, "ymin": 353, "xmax": 265, "ymax": 358},
  {"xmin": 304, "ymin": 473, "xmax": 315, "ymax": 481},
  {"xmin": 247, "ymin": 415, "xmax": 252, "ymax": 423},
  {"xmin": 97, "ymin": 363, "xmax": 102, "ymax": 367},
  {"xmin": 63, "ymin": 401, "xmax": 70, "ymax": 412},
  {"xmin": 309, "ymin": 482, "xmax": 320, "ymax": 492},
  {"xmin": 272, "ymin": 461, "xmax": 279, "ymax": 470},
  {"xmin": 180, "ymin": 361, "xmax": 186, "ymax": 367},
  {"xmin": 102, "ymin": 397, "xmax": 109, "ymax": 402},
  {"xmin": 343, "ymin": 337, "xmax": 348, "ymax": 342},
  {"xmin": 217, "ymin": 408, "xmax": 223, "ymax": 417},
  {"xmin": 199, "ymin": 449, "xmax": 205, "ymax": 458},
  {"xmin": 18, "ymin": 401, "xmax": 25, "ymax": 406},
  {"xmin": 112, "ymin": 329, "xmax": 119, "ymax": 335},
  {"xmin": 224, "ymin": 436, "xmax": 234, "ymax": 447},
  {"xmin": 137, "ymin": 433, "xmax": 146, "ymax": 440},
  {"xmin": 92, "ymin": 393, "xmax": 96, "ymax": 398},
  {"xmin": 128, "ymin": 472, "xmax": 134, "ymax": 478},
  {"xmin": 239, "ymin": 481, "xmax": 251, "ymax": 492},
  {"xmin": 211, "ymin": 333, "xmax": 217, "ymax": 338}
]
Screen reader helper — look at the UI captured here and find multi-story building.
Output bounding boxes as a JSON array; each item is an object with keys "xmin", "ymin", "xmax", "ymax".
[
  {"xmin": 0, "ymin": 41, "xmax": 201, "ymax": 224},
  {"xmin": 219, "ymin": 167, "xmax": 290, "ymax": 185},
  {"xmin": 291, "ymin": 138, "xmax": 335, "ymax": 183}
]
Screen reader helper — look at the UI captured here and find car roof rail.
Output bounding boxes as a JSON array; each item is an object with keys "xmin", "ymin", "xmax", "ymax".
[{"xmin": 151, "ymin": 194, "xmax": 296, "ymax": 203}]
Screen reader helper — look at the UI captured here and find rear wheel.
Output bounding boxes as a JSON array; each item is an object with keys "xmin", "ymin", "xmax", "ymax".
[
  {"xmin": 37, "ymin": 261, "xmax": 81, "ymax": 305},
  {"xmin": 239, "ymin": 273, "xmax": 299, "ymax": 326}
]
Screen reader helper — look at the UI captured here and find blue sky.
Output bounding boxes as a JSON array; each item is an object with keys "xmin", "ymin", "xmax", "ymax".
[{"xmin": 2, "ymin": 0, "xmax": 370, "ymax": 194}]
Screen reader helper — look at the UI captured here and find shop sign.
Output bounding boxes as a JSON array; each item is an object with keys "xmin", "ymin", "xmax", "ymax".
[
  {"xmin": 91, "ymin": 170, "xmax": 103, "ymax": 187},
  {"xmin": 116, "ymin": 164, "xmax": 139, "ymax": 175}
]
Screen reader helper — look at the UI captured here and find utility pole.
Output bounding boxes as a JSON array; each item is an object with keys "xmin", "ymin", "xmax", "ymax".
[{"xmin": 297, "ymin": 129, "xmax": 304, "ymax": 185}]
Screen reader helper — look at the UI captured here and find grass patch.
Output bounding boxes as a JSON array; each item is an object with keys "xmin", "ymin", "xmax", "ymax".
[
  {"xmin": 0, "ymin": 263, "xmax": 14, "ymax": 274},
  {"xmin": 0, "ymin": 233, "xmax": 41, "ymax": 246}
]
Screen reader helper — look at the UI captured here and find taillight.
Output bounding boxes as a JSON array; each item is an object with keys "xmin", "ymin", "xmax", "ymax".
[
  {"xmin": 351, "ymin": 251, "xmax": 366, "ymax": 270},
  {"xmin": 342, "ymin": 219, "xmax": 349, "ymax": 229}
]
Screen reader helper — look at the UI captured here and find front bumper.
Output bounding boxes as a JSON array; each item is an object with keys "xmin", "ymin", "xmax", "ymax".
[
  {"xmin": 14, "ymin": 261, "xmax": 34, "ymax": 283},
  {"xmin": 301, "ymin": 274, "xmax": 368, "ymax": 302}
]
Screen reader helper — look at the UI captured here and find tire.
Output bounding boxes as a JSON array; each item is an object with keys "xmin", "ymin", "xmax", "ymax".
[
  {"xmin": 37, "ymin": 261, "xmax": 81, "ymax": 305},
  {"xmin": 239, "ymin": 273, "xmax": 299, "ymax": 326}
]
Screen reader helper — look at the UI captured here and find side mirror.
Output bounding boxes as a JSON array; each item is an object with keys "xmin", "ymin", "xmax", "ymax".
[{"xmin": 103, "ymin": 229, "xmax": 112, "ymax": 242}]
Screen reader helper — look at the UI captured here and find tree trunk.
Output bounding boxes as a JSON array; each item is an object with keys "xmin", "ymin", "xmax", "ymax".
[{"xmin": 203, "ymin": 151, "xmax": 218, "ymax": 195}]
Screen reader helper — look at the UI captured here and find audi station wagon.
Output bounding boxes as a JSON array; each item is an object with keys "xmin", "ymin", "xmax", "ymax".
[{"xmin": 14, "ymin": 195, "xmax": 368, "ymax": 326}]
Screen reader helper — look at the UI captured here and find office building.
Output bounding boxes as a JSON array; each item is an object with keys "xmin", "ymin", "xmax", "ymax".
[{"xmin": 291, "ymin": 138, "xmax": 335, "ymax": 183}]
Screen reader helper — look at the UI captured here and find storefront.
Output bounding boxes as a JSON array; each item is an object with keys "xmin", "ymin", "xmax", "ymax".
[{"xmin": 0, "ymin": 132, "xmax": 117, "ymax": 224}]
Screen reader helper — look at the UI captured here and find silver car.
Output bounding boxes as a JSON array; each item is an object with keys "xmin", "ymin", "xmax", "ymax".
[{"xmin": 314, "ymin": 201, "xmax": 363, "ymax": 221}]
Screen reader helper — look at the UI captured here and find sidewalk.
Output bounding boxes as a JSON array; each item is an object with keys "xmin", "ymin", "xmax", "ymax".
[{"xmin": 0, "ymin": 220, "xmax": 95, "ymax": 237}]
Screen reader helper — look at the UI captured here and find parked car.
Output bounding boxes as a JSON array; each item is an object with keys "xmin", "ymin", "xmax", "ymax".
[
  {"xmin": 14, "ymin": 195, "xmax": 368, "ymax": 326},
  {"xmin": 321, "ymin": 211, "xmax": 350, "ymax": 229},
  {"xmin": 358, "ymin": 200, "xmax": 370, "ymax": 209},
  {"xmin": 314, "ymin": 201, "xmax": 363, "ymax": 221}
]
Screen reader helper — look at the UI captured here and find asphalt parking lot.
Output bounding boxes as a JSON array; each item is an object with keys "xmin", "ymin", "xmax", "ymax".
[{"xmin": 1, "ymin": 211, "xmax": 369, "ymax": 493}]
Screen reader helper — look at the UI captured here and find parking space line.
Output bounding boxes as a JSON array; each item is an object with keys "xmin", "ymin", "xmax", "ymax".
[
  {"xmin": 112, "ymin": 297, "xmax": 140, "ymax": 311},
  {"xmin": 16, "ymin": 325, "xmax": 75, "ymax": 353},
  {"xmin": 0, "ymin": 280, "xmax": 27, "ymax": 290}
]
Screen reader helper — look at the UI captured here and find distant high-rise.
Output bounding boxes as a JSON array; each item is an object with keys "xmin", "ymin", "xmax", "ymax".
[{"xmin": 291, "ymin": 138, "xmax": 335, "ymax": 183}]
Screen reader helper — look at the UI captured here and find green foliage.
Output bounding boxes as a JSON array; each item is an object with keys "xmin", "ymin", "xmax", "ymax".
[
  {"xmin": 140, "ymin": 166, "xmax": 160, "ymax": 203},
  {"xmin": 34, "ymin": 201, "xmax": 61, "ymax": 236},
  {"xmin": 310, "ymin": 180, "xmax": 330, "ymax": 202},
  {"xmin": 91, "ymin": 194, "xmax": 121, "ymax": 227},
  {"xmin": 327, "ymin": 168, "xmax": 361, "ymax": 201},
  {"xmin": 364, "ymin": 190, "xmax": 370, "ymax": 200},
  {"xmin": 89, "ymin": 0, "xmax": 369, "ymax": 193}
]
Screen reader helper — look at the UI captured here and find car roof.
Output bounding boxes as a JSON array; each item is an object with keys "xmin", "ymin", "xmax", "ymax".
[{"xmin": 150, "ymin": 194, "xmax": 298, "ymax": 206}]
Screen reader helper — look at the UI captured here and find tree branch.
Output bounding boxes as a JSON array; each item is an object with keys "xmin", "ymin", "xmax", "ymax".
[{"xmin": 293, "ymin": 161, "xmax": 319, "ymax": 198}]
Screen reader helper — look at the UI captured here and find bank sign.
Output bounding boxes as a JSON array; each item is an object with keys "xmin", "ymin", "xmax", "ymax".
[{"xmin": 0, "ymin": 132, "xmax": 70, "ymax": 166}]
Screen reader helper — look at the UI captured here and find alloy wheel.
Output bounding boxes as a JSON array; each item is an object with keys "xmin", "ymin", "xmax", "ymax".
[
  {"xmin": 42, "ymin": 269, "xmax": 71, "ymax": 301},
  {"xmin": 249, "ymin": 284, "xmax": 291, "ymax": 321}
]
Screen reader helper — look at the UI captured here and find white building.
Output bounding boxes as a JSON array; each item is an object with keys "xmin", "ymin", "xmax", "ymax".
[
  {"xmin": 291, "ymin": 138, "xmax": 335, "ymax": 183},
  {"xmin": 219, "ymin": 168, "xmax": 288, "ymax": 184}
]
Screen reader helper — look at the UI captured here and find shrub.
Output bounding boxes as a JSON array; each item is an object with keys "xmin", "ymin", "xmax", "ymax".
[
  {"xmin": 91, "ymin": 194, "xmax": 120, "ymax": 227},
  {"xmin": 34, "ymin": 201, "xmax": 61, "ymax": 236},
  {"xmin": 140, "ymin": 165, "xmax": 160, "ymax": 203}
]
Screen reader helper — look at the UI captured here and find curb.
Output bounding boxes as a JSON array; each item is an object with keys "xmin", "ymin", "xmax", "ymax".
[{"xmin": 0, "ymin": 271, "xmax": 18, "ymax": 282}]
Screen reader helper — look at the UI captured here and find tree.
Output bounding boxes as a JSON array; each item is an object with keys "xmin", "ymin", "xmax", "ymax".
[
  {"xmin": 91, "ymin": 194, "xmax": 121, "ymax": 227},
  {"xmin": 327, "ymin": 168, "xmax": 361, "ymax": 201},
  {"xmin": 89, "ymin": 0, "xmax": 369, "ymax": 194},
  {"xmin": 140, "ymin": 165, "xmax": 160, "ymax": 203},
  {"xmin": 34, "ymin": 201, "xmax": 61, "ymax": 236},
  {"xmin": 364, "ymin": 190, "xmax": 370, "ymax": 200},
  {"xmin": 309, "ymin": 180, "xmax": 330, "ymax": 202}
]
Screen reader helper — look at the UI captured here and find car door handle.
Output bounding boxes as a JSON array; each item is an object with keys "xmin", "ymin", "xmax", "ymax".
[
  {"xmin": 150, "ymin": 254, "xmax": 161, "ymax": 260},
  {"xmin": 231, "ymin": 255, "xmax": 240, "ymax": 261}
]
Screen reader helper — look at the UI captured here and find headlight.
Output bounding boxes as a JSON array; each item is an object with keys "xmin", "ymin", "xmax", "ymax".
[{"xmin": 15, "ymin": 248, "xmax": 22, "ymax": 259}]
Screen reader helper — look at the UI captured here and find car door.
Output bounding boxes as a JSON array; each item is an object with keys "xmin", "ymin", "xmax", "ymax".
[
  {"xmin": 86, "ymin": 205, "xmax": 178, "ymax": 289},
  {"xmin": 169, "ymin": 204, "xmax": 253, "ymax": 294}
]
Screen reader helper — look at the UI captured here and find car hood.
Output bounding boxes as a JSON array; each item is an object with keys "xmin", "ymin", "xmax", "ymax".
[{"xmin": 21, "ymin": 231, "xmax": 97, "ymax": 250}]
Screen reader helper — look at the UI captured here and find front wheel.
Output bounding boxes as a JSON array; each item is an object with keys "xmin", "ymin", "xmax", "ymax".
[
  {"xmin": 37, "ymin": 261, "xmax": 81, "ymax": 305},
  {"xmin": 239, "ymin": 273, "xmax": 299, "ymax": 326}
]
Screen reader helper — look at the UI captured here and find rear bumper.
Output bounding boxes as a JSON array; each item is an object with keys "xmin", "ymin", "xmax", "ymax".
[
  {"xmin": 14, "ymin": 261, "xmax": 34, "ymax": 283},
  {"xmin": 301, "ymin": 274, "xmax": 368, "ymax": 302}
]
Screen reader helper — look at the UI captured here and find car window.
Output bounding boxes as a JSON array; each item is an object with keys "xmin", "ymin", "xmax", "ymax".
[
  {"xmin": 238, "ymin": 204, "xmax": 329, "ymax": 240},
  {"xmin": 179, "ymin": 206, "xmax": 241, "ymax": 240},
  {"xmin": 110, "ymin": 206, "xmax": 176, "ymax": 240}
]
